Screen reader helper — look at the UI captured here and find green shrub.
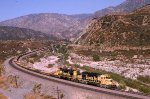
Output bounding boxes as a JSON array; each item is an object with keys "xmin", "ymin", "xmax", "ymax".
[
  {"xmin": 47, "ymin": 64, "xmax": 53, "ymax": 68},
  {"xmin": 137, "ymin": 75, "xmax": 150, "ymax": 84},
  {"xmin": 92, "ymin": 54, "xmax": 100, "ymax": 61},
  {"xmin": 74, "ymin": 64, "xmax": 80, "ymax": 68},
  {"xmin": 139, "ymin": 86, "xmax": 150, "ymax": 94}
]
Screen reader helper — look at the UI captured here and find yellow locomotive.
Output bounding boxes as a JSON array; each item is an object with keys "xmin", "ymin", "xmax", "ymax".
[
  {"xmin": 53, "ymin": 67, "xmax": 117, "ymax": 89},
  {"xmin": 53, "ymin": 67, "xmax": 80, "ymax": 81}
]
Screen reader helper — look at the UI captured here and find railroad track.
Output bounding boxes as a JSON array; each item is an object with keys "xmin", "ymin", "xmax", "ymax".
[{"xmin": 7, "ymin": 49, "xmax": 150, "ymax": 99}]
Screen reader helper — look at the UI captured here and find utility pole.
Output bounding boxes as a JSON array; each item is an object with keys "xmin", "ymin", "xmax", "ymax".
[
  {"xmin": 62, "ymin": 55, "xmax": 65, "ymax": 65},
  {"xmin": 52, "ymin": 86, "xmax": 61, "ymax": 99},
  {"xmin": 56, "ymin": 86, "xmax": 60, "ymax": 99}
]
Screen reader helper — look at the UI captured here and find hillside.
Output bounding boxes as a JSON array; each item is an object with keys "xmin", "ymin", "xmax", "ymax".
[
  {"xmin": 94, "ymin": 0, "xmax": 150, "ymax": 17},
  {"xmin": 0, "ymin": 0, "xmax": 150, "ymax": 40},
  {"xmin": 0, "ymin": 26, "xmax": 57, "ymax": 40},
  {"xmin": 76, "ymin": 5, "xmax": 150, "ymax": 47}
]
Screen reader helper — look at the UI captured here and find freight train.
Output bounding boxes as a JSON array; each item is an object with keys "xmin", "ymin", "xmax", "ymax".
[
  {"xmin": 53, "ymin": 67, "xmax": 118, "ymax": 89},
  {"xmin": 15, "ymin": 60, "xmax": 118, "ymax": 89}
]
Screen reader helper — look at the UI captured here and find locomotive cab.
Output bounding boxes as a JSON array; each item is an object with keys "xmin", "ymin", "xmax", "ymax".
[{"xmin": 98, "ymin": 74, "xmax": 117, "ymax": 88}]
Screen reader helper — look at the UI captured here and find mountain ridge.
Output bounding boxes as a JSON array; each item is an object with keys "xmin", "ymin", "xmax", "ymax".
[
  {"xmin": 94, "ymin": 0, "xmax": 150, "ymax": 17},
  {"xmin": 0, "ymin": 0, "xmax": 150, "ymax": 40},
  {"xmin": 0, "ymin": 13, "xmax": 91, "ymax": 40},
  {"xmin": 0, "ymin": 26, "xmax": 58, "ymax": 40}
]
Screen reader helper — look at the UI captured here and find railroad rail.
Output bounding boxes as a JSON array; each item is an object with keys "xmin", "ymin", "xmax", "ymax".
[{"xmin": 8, "ymin": 49, "xmax": 150, "ymax": 99}]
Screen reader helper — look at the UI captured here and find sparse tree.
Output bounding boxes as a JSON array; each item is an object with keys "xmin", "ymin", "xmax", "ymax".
[{"xmin": 92, "ymin": 54, "xmax": 100, "ymax": 61}]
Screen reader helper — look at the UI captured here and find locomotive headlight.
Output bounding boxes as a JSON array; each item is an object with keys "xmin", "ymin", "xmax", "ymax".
[{"xmin": 108, "ymin": 79, "xmax": 113, "ymax": 84}]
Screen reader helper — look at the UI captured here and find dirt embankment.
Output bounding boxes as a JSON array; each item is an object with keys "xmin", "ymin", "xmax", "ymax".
[{"xmin": 0, "ymin": 93, "xmax": 7, "ymax": 99}]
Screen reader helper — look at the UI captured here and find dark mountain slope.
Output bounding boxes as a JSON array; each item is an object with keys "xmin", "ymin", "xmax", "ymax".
[{"xmin": 0, "ymin": 26, "xmax": 57, "ymax": 40}]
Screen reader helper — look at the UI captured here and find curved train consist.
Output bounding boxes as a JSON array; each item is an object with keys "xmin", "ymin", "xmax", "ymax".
[
  {"xmin": 15, "ymin": 48, "xmax": 118, "ymax": 89},
  {"xmin": 16, "ymin": 59, "xmax": 118, "ymax": 89},
  {"xmin": 10, "ymin": 49, "xmax": 150, "ymax": 99},
  {"xmin": 10, "ymin": 52, "xmax": 150, "ymax": 99}
]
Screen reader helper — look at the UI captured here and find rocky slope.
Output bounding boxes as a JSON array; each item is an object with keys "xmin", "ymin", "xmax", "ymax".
[
  {"xmin": 0, "ymin": 13, "xmax": 91, "ymax": 40},
  {"xmin": 0, "ymin": 26, "xmax": 57, "ymax": 40},
  {"xmin": 76, "ymin": 5, "xmax": 150, "ymax": 47},
  {"xmin": 0, "ymin": 0, "xmax": 150, "ymax": 40}
]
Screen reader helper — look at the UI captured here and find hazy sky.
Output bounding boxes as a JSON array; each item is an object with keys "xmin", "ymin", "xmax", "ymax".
[{"xmin": 0, "ymin": 0, "xmax": 125, "ymax": 21}]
